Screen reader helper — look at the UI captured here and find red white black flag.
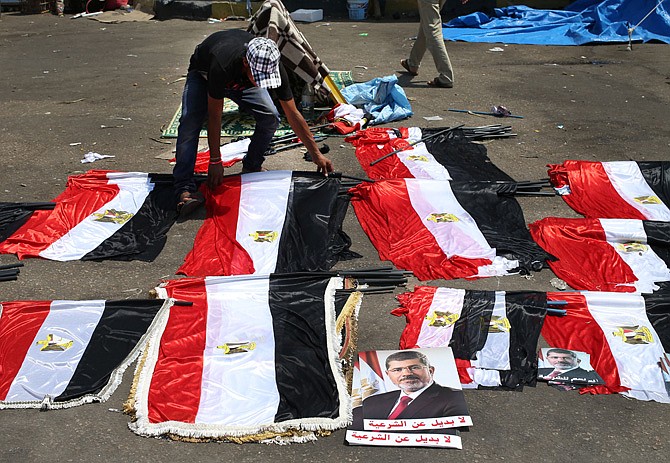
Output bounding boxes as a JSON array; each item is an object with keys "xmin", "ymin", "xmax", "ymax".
[
  {"xmin": 348, "ymin": 127, "xmax": 514, "ymax": 182},
  {"xmin": 530, "ymin": 217, "xmax": 670, "ymax": 293},
  {"xmin": 392, "ymin": 286, "xmax": 547, "ymax": 389},
  {"xmin": 548, "ymin": 160, "xmax": 670, "ymax": 220},
  {"xmin": 349, "ymin": 178, "xmax": 548, "ymax": 280},
  {"xmin": 129, "ymin": 274, "xmax": 353, "ymax": 442},
  {"xmin": 0, "ymin": 299, "xmax": 167, "ymax": 409},
  {"xmin": 542, "ymin": 291, "xmax": 670, "ymax": 403},
  {"xmin": 0, "ymin": 170, "xmax": 176, "ymax": 262},
  {"xmin": 178, "ymin": 171, "xmax": 351, "ymax": 277}
]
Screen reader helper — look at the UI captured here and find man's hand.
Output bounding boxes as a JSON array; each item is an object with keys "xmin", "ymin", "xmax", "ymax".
[
  {"xmin": 312, "ymin": 153, "xmax": 334, "ymax": 175},
  {"xmin": 207, "ymin": 162, "xmax": 225, "ymax": 190},
  {"xmin": 279, "ymin": 97, "xmax": 335, "ymax": 175}
]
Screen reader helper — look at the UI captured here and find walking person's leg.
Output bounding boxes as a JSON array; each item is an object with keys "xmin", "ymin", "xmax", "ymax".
[
  {"xmin": 419, "ymin": 0, "xmax": 454, "ymax": 87},
  {"xmin": 405, "ymin": 0, "xmax": 429, "ymax": 74}
]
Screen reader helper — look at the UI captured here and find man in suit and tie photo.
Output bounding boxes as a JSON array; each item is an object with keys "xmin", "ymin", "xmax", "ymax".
[
  {"xmin": 351, "ymin": 350, "xmax": 469, "ymax": 431},
  {"xmin": 537, "ymin": 348, "xmax": 603, "ymax": 385}
]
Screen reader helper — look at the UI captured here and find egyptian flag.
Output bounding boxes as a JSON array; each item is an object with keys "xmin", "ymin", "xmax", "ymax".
[
  {"xmin": 169, "ymin": 139, "xmax": 250, "ymax": 174},
  {"xmin": 349, "ymin": 178, "xmax": 549, "ymax": 281},
  {"xmin": 0, "ymin": 202, "xmax": 55, "ymax": 243},
  {"xmin": 178, "ymin": 171, "xmax": 351, "ymax": 277},
  {"xmin": 542, "ymin": 291, "xmax": 670, "ymax": 403},
  {"xmin": 392, "ymin": 286, "xmax": 547, "ymax": 389},
  {"xmin": 351, "ymin": 351, "xmax": 388, "ymax": 408},
  {"xmin": 0, "ymin": 299, "xmax": 167, "ymax": 409},
  {"xmin": 129, "ymin": 274, "xmax": 351, "ymax": 442},
  {"xmin": 349, "ymin": 127, "xmax": 514, "ymax": 182},
  {"xmin": 548, "ymin": 160, "xmax": 670, "ymax": 220},
  {"xmin": 0, "ymin": 170, "xmax": 177, "ymax": 262},
  {"xmin": 530, "ymin": 217, "xmax": 670, "ymax": 293}
]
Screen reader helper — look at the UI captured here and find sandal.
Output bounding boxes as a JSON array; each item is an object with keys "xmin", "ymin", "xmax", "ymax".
[
  {"xmin": 400, "ymin": 59, "xmax": 418, "ymax": 76},
  {"xmin": 427, "ymin": 78, "xmax": 453, "ymax": 89},
  {"xmin": 176, "ymin": 191, "xmax": 204, "ymax": 217}
]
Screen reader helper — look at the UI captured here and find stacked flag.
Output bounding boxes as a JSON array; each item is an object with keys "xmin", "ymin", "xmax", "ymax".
[
  {"xmin": 530, "ymin": 217, "xmax": 670, "ymax": 293},
  {"xmin": 168, "ymin": 139, "xmax": 250, "ymax": 174},
  {"xmin": 548, "ymin": 160, "xmax": 670, "ymax": 220},
  {"xmin": 347, "ymin": 127, "xmax": 514, "ymax": 182},
  {"xmin": 349, "ymin": 178, "xmax": 549, "ymax": 280},
  {"xmin": 391, "ymin": 286, "xmax": 547, "ymax": 390}
]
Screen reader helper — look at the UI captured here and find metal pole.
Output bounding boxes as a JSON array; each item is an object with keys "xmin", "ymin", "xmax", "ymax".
[{"xmin": 369, "ymin": 125, "xmax": 463, "ymax": 166}]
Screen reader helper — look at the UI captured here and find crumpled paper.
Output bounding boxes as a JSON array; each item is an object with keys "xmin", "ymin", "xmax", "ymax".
[{"xmin": 81, "ymin": 152, "xmax": 115, "ymax": 163}]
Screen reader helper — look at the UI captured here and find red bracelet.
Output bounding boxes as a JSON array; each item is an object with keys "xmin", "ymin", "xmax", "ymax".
[{"xmin": 209, "ymin": 159, "xmax": 223, "ymax": 165}]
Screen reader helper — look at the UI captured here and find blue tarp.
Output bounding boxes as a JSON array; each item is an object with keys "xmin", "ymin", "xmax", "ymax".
[
  {"xmin": 442, "ymin": 0, "xmax": 670, "ymax": 45},
  {"xmin": 341, "ymin": 75, "xmax": 413, "ymax": 125}
]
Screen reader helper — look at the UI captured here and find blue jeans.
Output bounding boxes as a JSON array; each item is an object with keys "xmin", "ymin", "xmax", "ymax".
[{"xmin": 173, "ymin": 70, "xmax": 280, "ymax": 196}]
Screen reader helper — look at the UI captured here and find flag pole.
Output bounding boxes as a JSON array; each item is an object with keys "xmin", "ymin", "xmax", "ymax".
[{"xmin": 369, "ymin": 125, "xmax": 463, "ymax": 166}]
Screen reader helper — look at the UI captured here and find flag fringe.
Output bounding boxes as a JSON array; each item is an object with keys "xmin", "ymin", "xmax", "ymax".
[
  {"xmin": 324, "ymin": 277, "xmax": 354, "ymax": 428},
  {"xmin": 336, "ymin": 291, "xmax": 363, "ymax": 392},
  {"xmin": 124, "ymin": 336, "xmax": 152, "ymax": 415},
  {"xmin": 160, "ymin": 429, "xmax": 319, "ymax": 444}
]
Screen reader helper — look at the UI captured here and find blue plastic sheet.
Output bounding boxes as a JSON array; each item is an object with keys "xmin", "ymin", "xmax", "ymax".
[
  {"xmin": 442, "ymin": 0, "xmax": 670, "ymax": 45},
  {"xmin": 341, "ymin": 75, "xmax": 413, "ymax": 125}
]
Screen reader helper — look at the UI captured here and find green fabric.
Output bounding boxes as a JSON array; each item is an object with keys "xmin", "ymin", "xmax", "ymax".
[{"xmin": 161, "ymin": 99, "xmax": 293, "ymax": 138}]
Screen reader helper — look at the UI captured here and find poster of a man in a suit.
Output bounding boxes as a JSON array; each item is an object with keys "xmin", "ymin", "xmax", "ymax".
[
  {"xmin": 347, "ymin": 348, "xmax": 471, "ymax": 448},
  {"xmin": 537, "ymin": 348, "xmax": 604, "ymax": 386}
]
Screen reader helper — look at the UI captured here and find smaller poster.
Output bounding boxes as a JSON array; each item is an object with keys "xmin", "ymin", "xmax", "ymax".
[
  {"xmin": 659, "ymin": 353, "xmax": 670, "ymax": 396},
  {"xmin": 346, "ymin": 347, "xmax": 471, "ymax": 449},
  {"xmin": 537, "ymin": 347, "xmax": 605, "ymax": 387}
]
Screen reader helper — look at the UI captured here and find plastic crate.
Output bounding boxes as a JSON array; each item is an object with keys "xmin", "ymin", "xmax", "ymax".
[
  {"xmin": 348, "ymin": 7, "xmax": 366, "ymax": 20},
  {"xmin": 347, "ymin": 0, "xmax": 367, "ymax": 21}
]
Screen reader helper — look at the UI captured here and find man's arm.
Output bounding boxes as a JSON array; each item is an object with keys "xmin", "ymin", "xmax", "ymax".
[
  {"xmin": 278, "ymin": 97, "xmax": 334, "ymax": 175},
  {"xmin": 207, "ymin": 95, "xmax": 225, "ymax": 189}
]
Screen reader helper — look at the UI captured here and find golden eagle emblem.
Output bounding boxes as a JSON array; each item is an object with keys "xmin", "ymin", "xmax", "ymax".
[
  {"xmin": 634, "ymin": 195, "xmax": 662, "ymax": 205},
  {"xmin": 426, "ymin": 213, "xmax": 459, "ymax": 223},
  {"xmin": 613, "ymin": 325, "xmax": 653, "ymax": 344},
  {"xmin": 615, "ymin": 242, "xmax": 648, "ymax": 253},
  {"xmin": 426, "ymin": 310, "xmax": 460, "ymax": 327},
  {"xmin": 407, "ymin": 155, "xmax": 429, "ymax": 162},
  {"xmin": 36, "ymin": 334, "xmax": 74, "ymax": 352},
  {"xmin": 217, "ymin": 341, "xmax": 257, "ymax": 354},
  {"xmin": 249, "ymin": 231, "xmax": 278, "ymax": 242},
  {"xmin": 92, "ymin": 209, "xmax": 133, "ymax": 224},
  {"xmin": 483, "ymin": 315, "xmax": 511, "ymax": 333}
]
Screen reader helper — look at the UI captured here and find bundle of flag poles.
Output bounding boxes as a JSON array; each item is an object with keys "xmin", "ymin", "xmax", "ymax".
[
  {"xmin": 339, "ymin": 174, "xmax": 555, "ymax": 197},
  {"xmin": 0, "ymin": 262, "xmax": 23, "ymax": 282},
  {"xmin": 547, "ymin": 299, "xmax": 568, "ymax": 317},
  {"xmin": 460, "ymin": 124, "xmax": 517, "ymax": 139},
  {"xmin": 335, "ymin": 267, "xmax": 413, "ymax": 295}
]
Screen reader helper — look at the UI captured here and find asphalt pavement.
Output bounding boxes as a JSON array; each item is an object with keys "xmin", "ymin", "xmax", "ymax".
[{"xmin": 1, "ymin": 11, "xmax": 670, "ymax": 462}]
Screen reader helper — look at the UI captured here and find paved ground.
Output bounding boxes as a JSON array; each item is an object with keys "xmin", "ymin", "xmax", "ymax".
[{"xmin": 1, "ymin": 11, "xmax": 670, "ymax": 462}]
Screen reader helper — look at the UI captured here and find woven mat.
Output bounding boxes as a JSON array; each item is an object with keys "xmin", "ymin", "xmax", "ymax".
[{"xmin": 161, "ymin": 71, "xmax": 355, "ymax": 138}]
